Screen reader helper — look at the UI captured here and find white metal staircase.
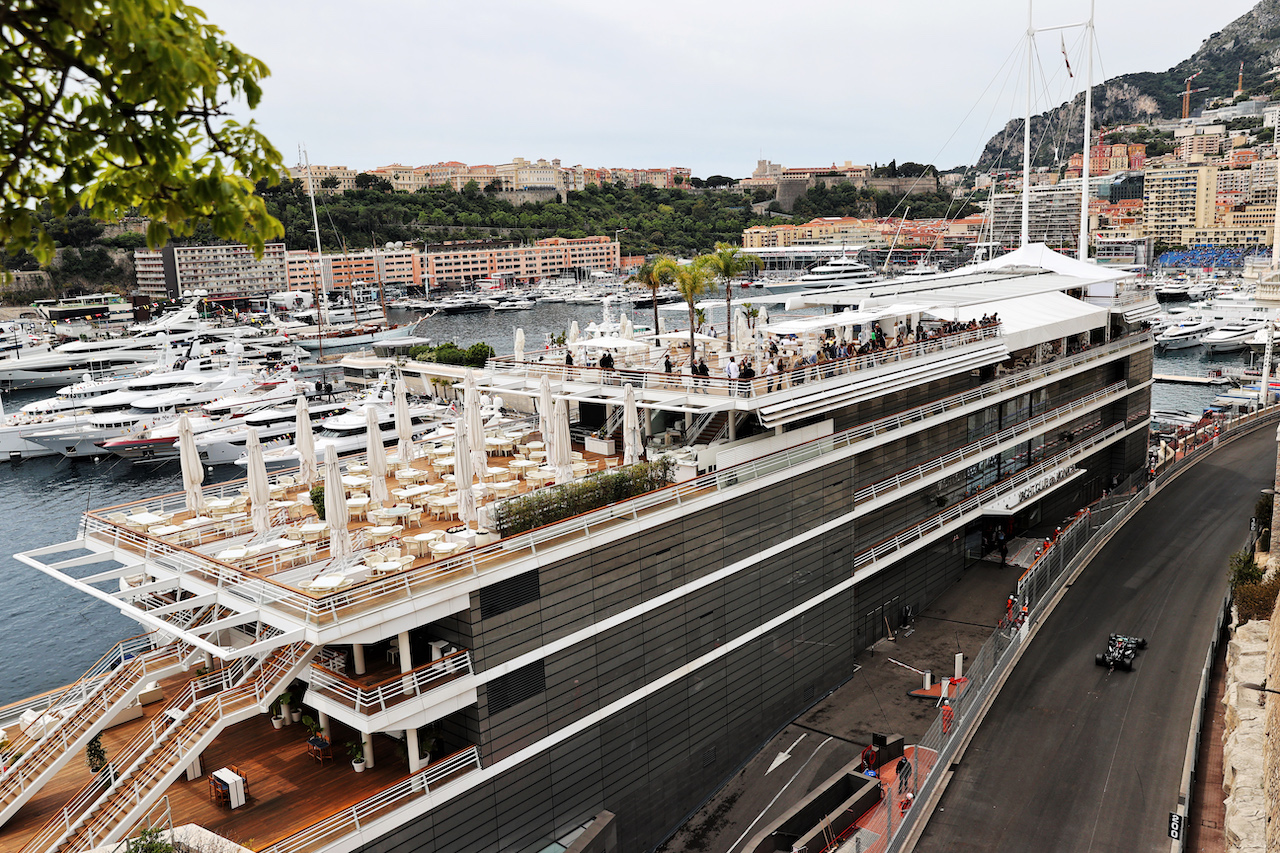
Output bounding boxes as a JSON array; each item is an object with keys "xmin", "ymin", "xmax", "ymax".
[{"xmin": 21, "ymin": 641, "xmax": 315, "ymax": 853}]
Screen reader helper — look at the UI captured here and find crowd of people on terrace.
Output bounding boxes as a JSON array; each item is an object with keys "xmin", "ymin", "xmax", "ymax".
[
  {"xmin": 550, "ymin": 313, "xmax": 1002, "ymax": 395},
  {"xmin": 1155, "ymin": 244, "xmax": 1268, "ymax": 269}
]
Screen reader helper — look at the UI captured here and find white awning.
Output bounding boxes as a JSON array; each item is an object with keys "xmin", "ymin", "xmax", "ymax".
[
  {"xmin": 762, "ymin": 303, "xmax": 942, "ymax": 336},
  {"xmin": 951, "ymin": 292, "xmax": 1107, "ymax": 351},
  {"xmin": 939, "ymin": 243, "xmax": 1131, "ymax": 283}
]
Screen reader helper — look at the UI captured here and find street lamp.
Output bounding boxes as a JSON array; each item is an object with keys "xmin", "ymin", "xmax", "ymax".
[{"xmin": 614, "ymin": 229, "xmax": 628, "ymax": 273}]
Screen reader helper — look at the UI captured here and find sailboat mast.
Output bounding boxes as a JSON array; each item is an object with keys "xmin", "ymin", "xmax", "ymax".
[
  {"xmin": 1078, "ymin": 0, "xmax": 1095, "ymax": 260},
  {"xmin": 301, "ymin": 146, "xmax": 329, "ymax": 329},
  {"xmin": 1022, "ymin": 1, "xmax": 1034, "ymax": 248}
]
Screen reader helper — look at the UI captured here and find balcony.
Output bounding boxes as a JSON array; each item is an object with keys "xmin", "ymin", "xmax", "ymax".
[{"xmin": 307, "ymin": 649, "xmax": 473, "ymax": 717}]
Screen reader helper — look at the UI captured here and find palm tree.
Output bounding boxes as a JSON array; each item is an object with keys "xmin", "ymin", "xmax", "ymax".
[
  {"xmin": 657, "ymin": 256, "xmax": 713, "ymax": 363},
  {"xmin": 702, "ymin": 242, "xmax": 763, "ymax": 351},
  {"xmin": 627, "ymin": 255, "xmax": 675, "ymax": 333}
]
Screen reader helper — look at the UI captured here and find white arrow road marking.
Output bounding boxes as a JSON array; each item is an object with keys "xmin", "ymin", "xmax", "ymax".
[{"xmin": 766, "ymin": 732, "xmax": 807, "ymax": 774}]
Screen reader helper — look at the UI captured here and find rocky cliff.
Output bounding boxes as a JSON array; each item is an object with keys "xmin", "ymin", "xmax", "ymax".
[{"xmin": 977, "ymin": 0, "xmax": 1280, "ymax": 169}]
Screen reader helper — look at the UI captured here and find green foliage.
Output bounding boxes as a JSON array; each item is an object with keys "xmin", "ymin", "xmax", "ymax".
[
  {"xmin": 258, "ymin": 181, "xmax": 777, "ymax": 257},
  {"xmin": 411, "ymin": 342, "xmax": 494, "ymax": 368},
  {"xmin": 300, "ymin": 714, "xmax": 322, "ymax": 737},
  {"xmin": 491, "ymin": 458, "xmax": 675, "ymax": 537},
  {"xmin": 85, "ymin": 734, "xmax": 107, "ymax": 773},
  {"xmin": 309, "ymin": 485, "xmax": 325, "ymax": 521},
  {"xmin": 96, "ymin": 231, "xmax": 148, "ymax": 250},
  {"xmin": 0, "ymin": 1, "xmax": 285, "ymax": 266},
  {"xmin": 1229, "ymin": 548, "xmax": 1264, "ymax": 589},
  {"xmin": 1235, "ymin": 573, "xmax": 1280, "ymax": 623},
  {"xmin": 126, "ymin": 828, "xmax": 175, "ymax": 853},
  {"xmin": 347, "ymin": 741, "xmax": 366, "ymax": 762},
  {"xmin": 789, "ymin": 181, "xmax": 977, "ymax": 222}
]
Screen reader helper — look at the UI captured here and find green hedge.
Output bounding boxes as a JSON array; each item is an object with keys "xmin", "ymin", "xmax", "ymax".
[
  {"xmin": 491, "ymin": 458, "xmax": 674, "ymax": 537},
  {"xmin": 411, "ymin": 342, "xmax": 494, "ymax": 368},
  {"xmin": 1235, "ymin": 574, "xmax": 1280, "ymax": 623}
]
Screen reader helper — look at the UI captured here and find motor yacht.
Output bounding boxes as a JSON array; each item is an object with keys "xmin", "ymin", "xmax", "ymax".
[
  {"xmin": 768, "ymin": 255, "xmax": 883, "ymax": 294},
  {"xmin": 1201, "ymin": 322, "xmax": 1264, "ymax": 354},
  {"xmin": 22, "ymin": 366, "xmax": 264, "ymax": 458},
  {"xmin": 1154, "ymin": 320, "xmax": 1214, "ymax": 350}
]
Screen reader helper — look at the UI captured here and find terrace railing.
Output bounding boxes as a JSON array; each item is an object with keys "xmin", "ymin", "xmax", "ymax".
[
  {"xmin": 487, "ymin": 324, "xmax": 1004, "ymax": 399},
  {"xmin": 257, "ymin": 746, "xmax": 483, "ymax": 853},
  {"xmin": 308, "ymin": 649, "xmax": 473, "ymax": 717},
  {"xmin": 73, "ymin": 332, "xmax": 1151, "ymax": 632}
]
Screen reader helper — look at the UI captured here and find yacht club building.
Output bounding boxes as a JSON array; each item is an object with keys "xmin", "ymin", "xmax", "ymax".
[{"xmin": 6, "ymin": 246, "xmax": 1156, "ymax": 853}]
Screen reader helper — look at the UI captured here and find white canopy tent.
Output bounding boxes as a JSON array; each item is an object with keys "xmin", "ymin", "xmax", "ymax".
[
  {"xmin": 946, "ymin": 292, "xmax": 1107, "ymax": 352},
  {"xmin": 570, "ymin": 335, "xmax": 650, "ymax": 350}
]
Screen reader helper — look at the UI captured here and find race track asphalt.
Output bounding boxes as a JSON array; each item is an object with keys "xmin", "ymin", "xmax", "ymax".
[{"xmin": 914, "ymin": 426, "xmax": 1273, "ymax": 853}]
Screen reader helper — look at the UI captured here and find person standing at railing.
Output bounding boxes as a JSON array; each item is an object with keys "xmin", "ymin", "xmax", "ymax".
[{"xmin": 763, "ymin": 358, "xmax": 778, "ymax": 393}]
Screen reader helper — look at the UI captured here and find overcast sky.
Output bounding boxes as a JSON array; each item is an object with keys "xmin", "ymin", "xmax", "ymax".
[{"xmin": 199, "ymin": 0, "xmax": 1261, "ymax": 178}]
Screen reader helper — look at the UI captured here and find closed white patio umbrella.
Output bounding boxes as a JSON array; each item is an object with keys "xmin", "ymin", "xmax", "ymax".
[
  {"xmin": 394, "ymin": 378, "xmax": 415, "ymax": 466},
  {"xmin": 553, "ymin": 398, "xmax": 573, "ymax": 485},
  {"xmin": 365, "ymin": 406, "xmax": 390, "ymax": 508},
  {"xmin": 514, "ymin": 327, "xmax": 525, "ymax": 363},
  {"xmin": 454, "ymin": 415, "xmax": 477, "ymax": 529},
  {"xmin": 538, "ymin": 374, "xmax": 553, "ymax": 448},
  {"xmin": 178, "ymin": 413, "xmax": 205, "ymax": 515},
  {"xmin": 623, "ymin": 384, "xmax": 641, "ymax": 466},
  {"xmin": 246, "ymin": 428, "xmax": 271, "ymax": 535},
  {"xmin": 464, "ymin": 368, "xmax": 486, "ymax": 482},
  {"xmin": 323, "ymin": 445, "xmax": 351, "ymax": 562},
  {"xmin": 295, "ymin": 395, "xmax": 317, "ymax": 485},
  {"xmin": 736, "ymin": 310, "xmax": 751, "ymax": 351},
  {"xmin": 568, "ymin": 321, "xmax": 579, "ymax": 346}
]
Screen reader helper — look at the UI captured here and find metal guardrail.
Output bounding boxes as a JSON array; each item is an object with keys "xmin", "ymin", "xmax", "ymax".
[
  {"xmin": 875, "ymin": 402, "xmax": 1280, "ymax": 853},
  {"xmin": 488, "ymin": 325, "xmax": 1004, "ymax": 399},
  {"xmin": 256, "ymin": 745, "xmax": 483, "ymax": 853},
  {"xmin": 308, "ymin": 649, "xmax": 473, "ymax": 716}
]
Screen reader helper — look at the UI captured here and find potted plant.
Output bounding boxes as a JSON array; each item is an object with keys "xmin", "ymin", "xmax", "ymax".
[
  {"xmin": 347, "ymin": 740, "xmax": 366, "ymax": 773},
  {"xmin": 277, "ymin": 690, "xmax": 293, "ymax": 726},
  {"xmin": 85, "ymin": 734, "xmax": 107, "ymax": 773},
  {"xmin": 269, "ymin": 696, "xmax": 284, "ymax": 730},
  {"xmin": 309, "ymin": 485, "xmax": 326, "ymax": 520},
  {"xmin": 301, "ymin": 715, "xmax": 323, "ymax": 739}
]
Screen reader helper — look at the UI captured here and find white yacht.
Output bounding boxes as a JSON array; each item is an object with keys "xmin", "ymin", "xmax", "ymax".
[
  {"xmin": 1154, "ymin": 320, "xmax": 1215, "ymax": 350},
  {"xmin": 101, "ymin": 373, "xmax": 315, "ymax": 463},
  {"xmin": 190, "ymin": 398, "xmax": 351, "ymax": 465},
  {"xmin": 769, "ymin": 255, "xmax": 883, "ymax": 293},
  {"xmin": 249, "ymin": 375, "xmax": 450, "ymax": 471},
  {"xmin": 21, "ymin": 367, "xmax": 262, "ymax": 458},
  {"xmin": 1201, "ymin": 322, "xmax": 1264, "ymax": 354}
]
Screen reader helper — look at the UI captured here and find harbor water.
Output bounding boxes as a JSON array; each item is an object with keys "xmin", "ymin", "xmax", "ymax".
[{"xmin": 0, "ymin": 298, "xmax": 1251, "ymax": 705}]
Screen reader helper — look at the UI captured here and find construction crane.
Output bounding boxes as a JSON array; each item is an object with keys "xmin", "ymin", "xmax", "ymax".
[{"xmin": 1182, "ymin": 71, "xmax": 1208, "ymax": 120}]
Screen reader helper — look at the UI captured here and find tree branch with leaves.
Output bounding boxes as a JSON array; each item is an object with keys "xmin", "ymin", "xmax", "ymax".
[{"xmin": 0, "ymin": 0, "xmax": 285, "ymax": 266}]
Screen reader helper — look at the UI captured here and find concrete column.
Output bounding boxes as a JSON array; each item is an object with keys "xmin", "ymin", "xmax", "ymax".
[
  {"xmin": 405, "ymin": 729, "xmax": 422, "ymax": 773},
  {"xmin": 318, "ymin": 711, "xmax": 331, "ymax": 740},
  {"xmin": 352, "ymin": 643, "xmax": 366, "ymax": 676},
  {"xmin": 727, "ymin": 412, "xmax": 737, "ymax": 441},
  {"xmin": 361, "ymin": 731, "xmax": 375, "ymax": 769},
  {"xmin": 399, "ymin": 631, "xmax": 414, "ymax": 695}
]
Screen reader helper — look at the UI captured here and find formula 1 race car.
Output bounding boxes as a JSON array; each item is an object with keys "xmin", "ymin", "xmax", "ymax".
[{"xmin": 1095, "ymin": 634, "xmax": 1148, "ymax": 671}]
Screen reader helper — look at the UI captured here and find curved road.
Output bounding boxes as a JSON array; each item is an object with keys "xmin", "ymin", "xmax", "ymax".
[{"xmin": 915, "ymin": 426, "xmax": 1272, "ymax": 853}]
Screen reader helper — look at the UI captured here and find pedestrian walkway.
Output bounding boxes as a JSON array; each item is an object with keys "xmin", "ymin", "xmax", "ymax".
[{"xmin": 659, "ymin": 559, "xmax": 1011, "ymax": 853}]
